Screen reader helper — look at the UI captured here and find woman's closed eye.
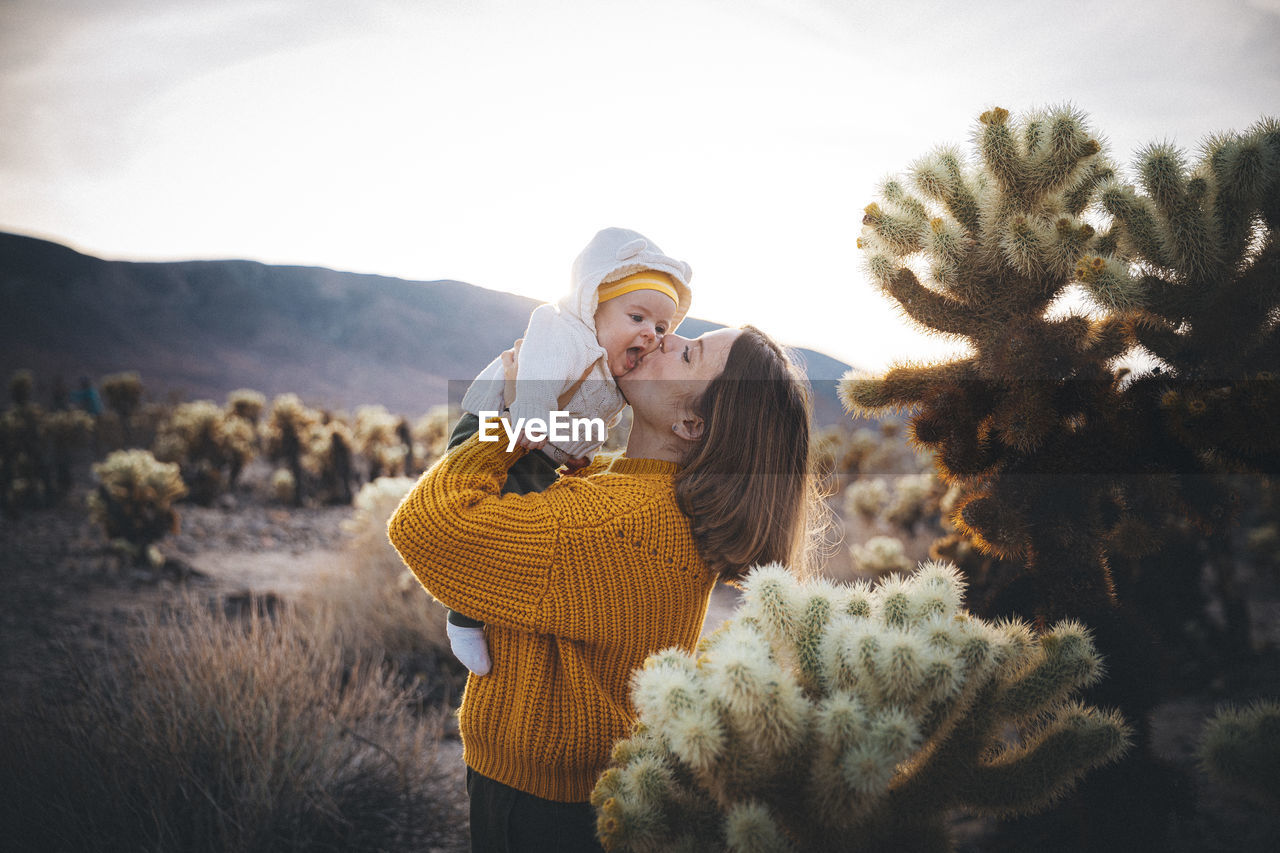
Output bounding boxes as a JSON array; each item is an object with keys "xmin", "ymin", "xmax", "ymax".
[{"xmin": 682, "ymin": 345, "xmax": 690, "ymax": 363}]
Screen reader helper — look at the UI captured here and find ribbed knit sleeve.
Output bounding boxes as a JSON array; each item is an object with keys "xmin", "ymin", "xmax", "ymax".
[
  {"xmin": 388, "ymin": 434, "xmax": 556, "ymax": 631},
  {"xmin": 389, "ymin": 435, "xmax": 705, "ymax": 641}
]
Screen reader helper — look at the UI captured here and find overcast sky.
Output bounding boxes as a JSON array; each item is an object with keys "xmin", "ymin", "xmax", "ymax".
[{"xmin": 2, "ymin": 0, "xmax": 1278, "ymax": 370}]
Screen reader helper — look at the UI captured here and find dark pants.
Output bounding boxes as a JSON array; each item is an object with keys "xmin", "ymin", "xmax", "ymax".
[
  {"xmin": 446, "ymin": 412, "xmax": 560, "ymax": 631},
  {"xmin": 466, "ymin": 768, "xmax": 604, "ymax": 853}
]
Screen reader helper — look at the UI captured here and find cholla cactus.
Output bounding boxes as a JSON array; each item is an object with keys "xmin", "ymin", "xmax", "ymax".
[
  {"xmin": 44, "ymin": 409, "xmax": 94, "ymax": 493},
  {"xmin": 87, "ymin": 449, "xmax": 187, "ymax": 563},
  {"xmin": 264, "ymin": 394, "xmax": 319, "ymax": 506},
  {"xmin": 1198, "ymin": 700, "xmax": 1280, "ymax": 806},
  {"xmin": 270, "ymin": 468, "xmax": 296, "ymax": 504},
  {"xmin": 9, "ymin": 369, "xmax": 33, "ymax": 406},
  {"xmin": 850, "ymin": 535, "xmax": 912, "ymax": 575},
  {"xmin": 354, "ymin": 405, "xmax": 409, "ymax": 479},
  {"xmin": 845, "ymin": 478, "xmax": 890, "ymax": 520},
  {"xmin": 411, "ymin": 405, "xmax": 454, "ymax": 472},
  {"xmin": 1094, "ymin": 121, "xmax": 1280, "ymax": 561},
  {"xmin": 883, "ymin": 473, "xmax": 944, "ymax": 532},
  {"xmin": 842, "ymin": 106, "xmax": 1126, "ymax": 614},
  {"xmin": 814, "ymin": 426, "xmax": 898, "ymax": 478},
  {"xmin": 842, "ymin": 106, "xmax": 1278, "ymax": 635},
  {"xmin": 100, "ymin": 372, "xmax": 143, "ymax": 416},
  {"xmin": 100, "ymin": 372, "xmax": 144, "ymax": 445},
  {"xmin": 594, "ymin": 564, "xmax": 1130, "ymax": 852},
  {"xmin": 304, "ymin": 418, "xmax": 356, "ymax": 505},
  {"xmin": 226, "ymin": 388, "xmax": 266, "ymax": 425},
  {"xmin": 1, "ymin": 399, "xmax": 48, "ymax": 512},
  {"xmin": 153, "ymin": 401, "xmax": 257, "ymax": 504}
]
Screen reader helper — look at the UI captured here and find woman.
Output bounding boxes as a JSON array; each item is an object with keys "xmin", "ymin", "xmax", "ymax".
[{"xmin": 388, "ymin": 325, "xmax": 815, "ymax": 852}]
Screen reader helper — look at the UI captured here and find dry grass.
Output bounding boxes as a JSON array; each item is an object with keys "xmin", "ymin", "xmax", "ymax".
[
  {"xmin": 305, "ymin": 476, "xmax": 453, "ymax": 670},
  {"xmin": 0, "ymin": 592, "xmax": 465, "ymax": 852}
]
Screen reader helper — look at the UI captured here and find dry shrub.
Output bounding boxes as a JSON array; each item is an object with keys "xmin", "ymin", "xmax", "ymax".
[
  {"xmin": 0, "ymin": 593, "xmax": 463, "ymax": 852},
  {"xmin": 307, "ymin": 476, "xmax": 453, "ymax": 669}
]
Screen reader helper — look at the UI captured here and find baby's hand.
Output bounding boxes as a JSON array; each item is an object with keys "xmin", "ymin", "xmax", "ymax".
[
  {"xmin": 515, "ymin": 433, "xmax": 548, "ymax": 451},
  {"xmin": 500, "ymin": 339, "xmax": 523, "ymax": 410},
  {"xmin": 561, "ymin": 455, "xmax": 591, "ymax": 476}
]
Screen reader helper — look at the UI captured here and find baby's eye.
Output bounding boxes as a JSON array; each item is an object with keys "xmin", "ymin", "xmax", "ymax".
[
  {"xmin": 682, "ymin": 345, "xmax": 690, "ymax": 363},
  {"xmin": 630, "ymin": 314, "xmax": 644, "ymax": 323},
  {"xmin": 656, "ymin": 325, "xmax": 667, "ymax": 336}
]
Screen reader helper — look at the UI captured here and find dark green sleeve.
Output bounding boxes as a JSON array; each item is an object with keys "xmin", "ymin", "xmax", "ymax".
[{"xmin": 447, "ymin": 412, "xmax": 561, "ymax": 496}]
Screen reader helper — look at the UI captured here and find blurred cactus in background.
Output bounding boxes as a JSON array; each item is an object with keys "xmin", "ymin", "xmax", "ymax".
[
  {"xmin": 812, "ymin": 422, "xmax": 919, "ymax": 482},
  {"xmin": 1198, "ymin": 699, "xmax": 1280, "ymax": 806},
  {"xmin": 354, "ymin": 405, "xmax": 409, "ymax": 480},
  {"xmin": 2, "ymin": 370, "xmax": 99, "ymax": 511},
  {"xmin": 411, "ymin": 405, "xmax": 455, "ymax": 472},
  {"xmin": 304, "ymin": 417, "xmax": 357, "ymax": 505},
  {"xmin": 87, "ymin": 449, "xmax": 187, "ymax": 564},
  {"xmin": 100, "ymin": 372, "xmax": 144, "ymax": 446},
  {"xmin": 2, "ymin": 371, "xmax": 48, "ymax": 514},
  {"xmin": 153, "ymin": 400, "xmax": 257, "ymax": 505},
  {"xmin": 225, "ymin": 388, "xmax": 266, "ymax": 425},
  {"xmin": 844, "ymin": 478, "xmax": 891, "ymax": 521},
  {"xmin": 593, "ymin": 564, "xmax": 1130, "ymax": 852},
  {"xmin": 264, "ymin": 394, "xmax": 319, "ymax": 507},
  {"xmin": 270, "ymin": 468, "xmax": 297, "ymax": 504},
  {"xmin": 850, "ymin": 535, "xmax": 912, "ymax": 575},
  {"xmin": 9, "ymin": 369, "xmax": 33, "ymax": 407},
  {"xmin": 44, "ymin": 408, "xmax": 94, "ymax": 494}
]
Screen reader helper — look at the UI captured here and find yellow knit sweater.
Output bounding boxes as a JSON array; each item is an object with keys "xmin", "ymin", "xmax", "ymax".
[{"xmin": 387, "ymin": 434, "xmax": 716, "ymax": 802}]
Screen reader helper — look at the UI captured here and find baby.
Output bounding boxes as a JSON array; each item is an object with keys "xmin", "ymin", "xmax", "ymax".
[{"xmin": 445, "ymin": 227, "xmax": 693, "ymax": 675}]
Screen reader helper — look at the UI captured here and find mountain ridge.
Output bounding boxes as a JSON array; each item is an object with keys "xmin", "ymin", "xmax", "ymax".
[{"xmin": 0, "ymin": 231, "xmax": 853, "ymax": 425}]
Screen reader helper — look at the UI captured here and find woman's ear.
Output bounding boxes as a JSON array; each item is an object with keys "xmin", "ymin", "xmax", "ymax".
[{"xmin": 672, "ymin": 414, "xmax": 704, "ymax": 441}]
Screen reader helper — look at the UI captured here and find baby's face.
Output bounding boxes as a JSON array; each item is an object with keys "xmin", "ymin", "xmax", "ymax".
[{"xmin": 594, "ymin": 289, "xmax": 678, "ymax": 377}]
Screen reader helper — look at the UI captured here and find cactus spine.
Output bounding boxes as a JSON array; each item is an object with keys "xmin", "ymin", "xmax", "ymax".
[{"xmin": 593, "ymin": 564, "xmax": 1130, "ymax": 852}]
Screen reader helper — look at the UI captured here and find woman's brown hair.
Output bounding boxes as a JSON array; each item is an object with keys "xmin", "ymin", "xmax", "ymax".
[{"xmin": 674, "ymin": 325, "xmax": 818, "ymax": 583}]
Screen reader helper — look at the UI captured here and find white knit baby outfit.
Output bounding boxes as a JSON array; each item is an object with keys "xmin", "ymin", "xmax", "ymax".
[{"xmin": 460, "ymin": 227, "xmax": 693, "ymax": 462}]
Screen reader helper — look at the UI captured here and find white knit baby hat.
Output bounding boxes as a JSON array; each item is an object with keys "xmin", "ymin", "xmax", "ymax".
[{"xmin": 566, "ymin": 227, "xmax": 694, "ymax": 329}]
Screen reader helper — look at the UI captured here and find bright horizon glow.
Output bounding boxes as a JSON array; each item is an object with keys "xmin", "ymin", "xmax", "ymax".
[{"xmin": 3, "ymin": 0, "xmax": 1278, "ymax": 372}]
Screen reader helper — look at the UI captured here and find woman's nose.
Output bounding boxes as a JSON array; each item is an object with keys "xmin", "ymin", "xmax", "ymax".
[{"xmin": 660, "ymin": 333, "xmax": 688, "ymax": 354}]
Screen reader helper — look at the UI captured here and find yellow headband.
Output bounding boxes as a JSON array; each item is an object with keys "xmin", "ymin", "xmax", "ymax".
[{"xmin": 597, "ymin": 270, "xmax": 679, "ymax": 306}]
